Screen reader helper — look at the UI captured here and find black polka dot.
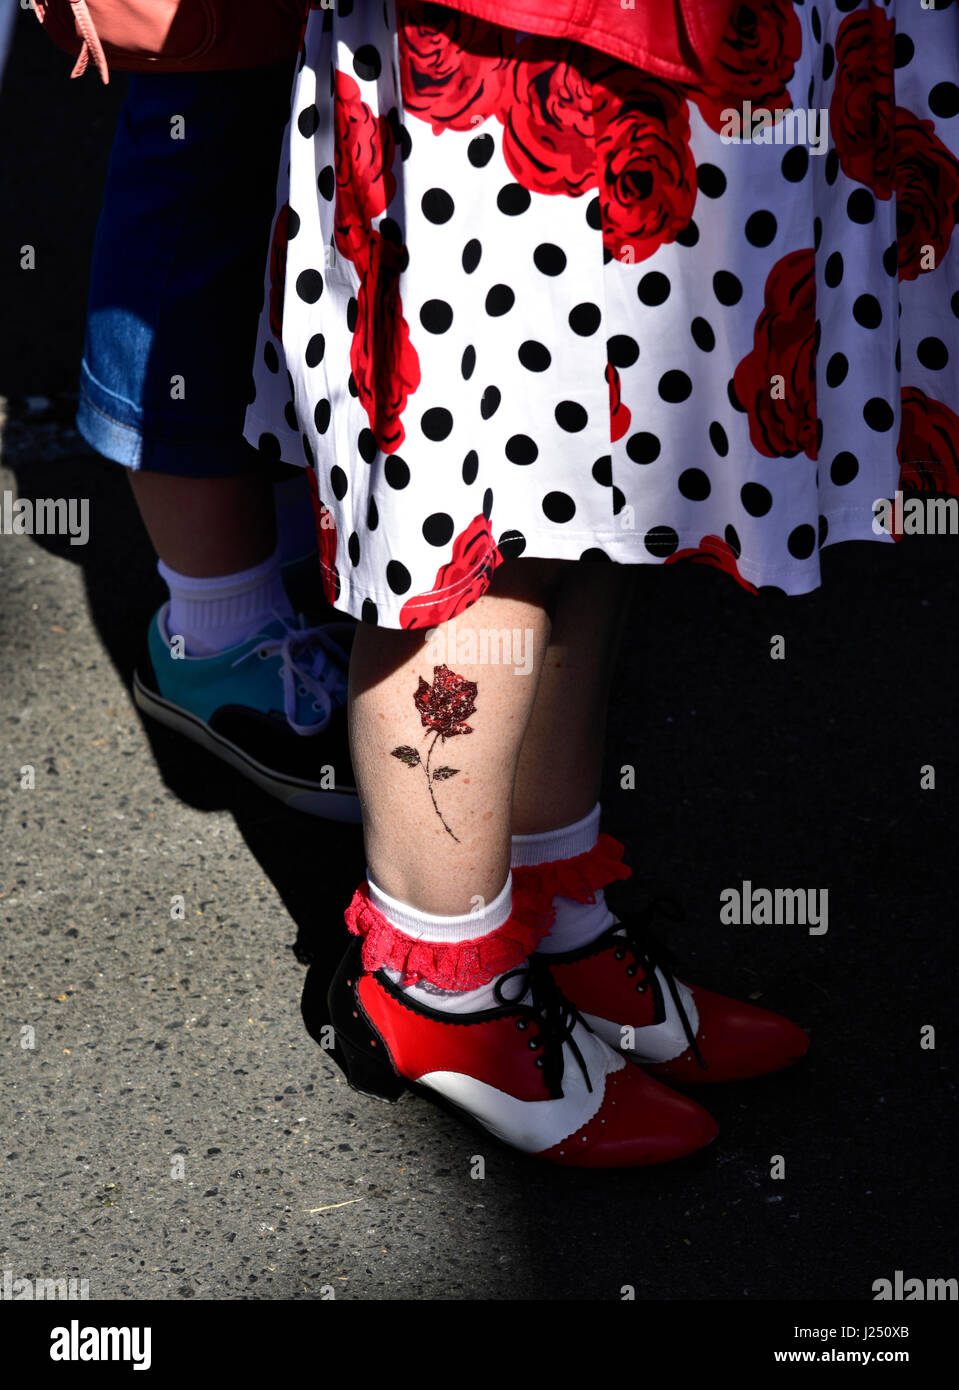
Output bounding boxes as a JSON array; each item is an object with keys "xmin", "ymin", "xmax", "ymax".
[
  {"xmin": 295, "ymin": 269, "xmax": 324, "ymax": 303},
  {"xmin": 811, "ymin": 5, "xmax": 822, "ymax": 41},
  {"xmin": 468, "ymin": 134, "xmax": 494, "ymax": 167},
  {"xmin": 883, "ymin": 241, "xmax": 899, "ymax": 277},
  {"xmin": 658, "ymin": 370, "xmax": 692, "ymax": 403},
  {"xmin": 387, "ymin": 560, "xmax": 411, "ymax": 594},
  {"xmin": 825, "ymin": 148, "xmax": 840, "ymax": 185},
  {"xmin": 691, "ymin": 317, "xmax": 715, "ymax": 351},
  {"xmin": 825, "ymin": 352, "xmax": 848, "ymax": 387},
  {"xmin": 423, "ymin": 513, "xmax": 455, "ymax": 546},
  {"xmin": 328, "ymin": 466, "xmax": 347, "ymax": 501},
  {"xmin": 741, "ymin": 482, "xmax": 772, "ymax": 516},
  {"xmin": 569, "ymin": 303, "xmax": 602, "ymax": 335},
  {"xmin": 612, "ymin": 486, "xmax": 626, "ymax": 515},
  {"xmin": 480, "ymin": 386, "xmax": 500, "ymax": 418},
  {"xmin": 264, "ymin": 341, "xmax": 279, "ymax": 373},
  {"xmin": 348, "ymin": 531, "xmax": 361, "ymax": 567},
  {"xmin": 421, "ymin": 407, "xmax": 453, "ymax": 440},
  {"xmin": 305, "ymin": 333, "xmax": 326, "ymax": 367},
  {"xmin": 929, "ymin": 81, "xmax": 959, "ymax": 120},
  {"xmin": 853, "ymin": 294, "xmax": 882, "ymax": 329},
  {"xmin": 585, "ymin": 196, "xmax": 602, "ymax": 230},
  {"xmin": 533, "ymin": 243, "xmax": 567, "ymax": 275},
  {"xmin": 497, "ymin": 183, "xmax": 531, "ymax": 215},
  {"xmin": 863, "ymin": 398, "xmax": 894, "ymax": 431},
  {"xmin": 380, "ymin": 217, "xmax": 402, "ymax": 246},
  {"xmin": 626, "ymin": 432, "xmax": 661, "ymax": 465},
  {"xmin": 313, "ymin": 399, "xmax": 331, "ymax": 433},
  {"xmin": 420, "ymin": 299, "xmax": 453, "ymax": 333},
  {"xmin": 917, "ymin": 336, "xmax": 948, "ymax": 370},
  {"xmin": 713, "ymin": 270, "xmax": 743, "ymax": 305},
  {"xmin": 592, "ymin": 456, "xmax": 612, "ymax": 487},
  {"xmin": 709, "ymin": 421, "xmax": 729, "ymax": 456},
  {"xmin": 422, "ymin": 188, "xmax": 454, "ymax": 223},
  {"xmin": 724, "ymin": 524, "xmax": 742, "ymax": 557},
  {"xmin": 644, "ymin": 526, "xmax": 679, "ymax": 558},
  {"xmin": 286, "ymin": 208, "xmax": 301, "ymax": 239},
  {"xmin": 678, "ymin": 468, "xmax": 710, "ymax": 501},
  {"xmin": 847, "ymin": 188, "xmax": 875, "ymax": 223},
  {"xmin": 385, "ymin": 454, "xmax": 410, "ymax": 489},
  {"xmin": 824, "ymin": 252, "xmax": 844, "ymax": 288},
  {"xmin": 894, "ymin": 33, "xmax": 914, "ymax": 68},
  {"xmin": 358, "ymin": 428, "xmax": 377, "ymax": 463},
  {"xmin": 482, "ymin": 487, "xmax": 493, "ymax": 520},
  {"xmin": 607, "ymin": 335, "xmax": 640, "ymax": 368},
  {"xmin": 361, "ymin": 598, "xmax": 378, "ymax": 625},
  {"xmin": 498, "ymin": 530, "xmax": 526, "ymax": 558},
  {"xmin": 830, "ymin": 451, "xmax": 859, "ymax": 485},
  {"xmin": 284, "ymin": 401, "xmax": 297, "ymax": 431},
  {"xmin": 297, "ymin": 105, "xmax": 320, "ymax": 137},
  {"xmin": 814, "ymin": 216, "xmax": 823, "ymax": 251},
  {"xmin": 697, "ymin": 163, "xmax": 727, "ymax": 197},
  {"xmin": 301, "ymin": 434, "xmax": 313, "ymax": 467},
  {"xmin": 675, "ymin": 220, "xmax": 699, "ymax": 247},
  {"xmin": 353, "ymin": 44, "xmax": 381, "ymax": 80},
  {"xmin": 247, "ymin": 376, "xmax": 256, "ymax": 405},
  {"xmin": 727, "ymin": 377, "xmax": 746, "ymax": 413},
  {"xmin": 462, "ymin": 239, "xmax": 482, "ymax": 273},
  {"xmin": 543, "ymin": 491, "xmax": 576, "ymax": 523},
  {"xmin": 638, "ymin": 272, "xmax": 670, "ymax": 306},
  {"xmin": 555, "ymin": 401, "xmax": 588, "ymax": 432},
  {"xmin": 519, "ymin": 340, "xmax": 551, "ymax": 371},
  {"xmin": 781, "ymin": 145, "xmax": 809, "ymax": 182},
  {"xmin": 346, "ymin": 297, "xmax": 358, "ymax": 332},
  {"xmin": 952, "ymin": 291, "xmax": 959, "ymax": 320},
  {"xmin": 818, "ymin": 515, "xmax": 829, "ymax": 549},
  {"xmin": 318, "ymin": 165, "xmax": 335, "ymax": 200},
  {"xmin": 787, "ymin": 524, "xmax": 816, "ymax": 560},
  {"xmin": 258, "ymin": 432, "xmax": 281, "ymax": 462},
  {"xmin": 580, "ymin": 548, "xmax": 611, "ymax": 562},
  {"xmin": 506, "ymin": 435, "xmax": 538, "ymax": 466},
  {"xmin": 485, "ymin": 284, "xmax": 515, "ymax": 316},
  {"xmin": 462, "ymin": 450, "xmax": 479, "ymax": 484},
  {"xmin": 461, "ymin": 345, "xmax": 476, "ymax": 380},
  {"xmin": 745, "ymin": 210, "xmax": 777, "ymax": 246}
]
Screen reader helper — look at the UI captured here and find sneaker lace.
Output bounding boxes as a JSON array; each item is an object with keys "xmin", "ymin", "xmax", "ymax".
[
  {"xmin": 231, "ymin": 612, "xmax": 350, "ymax": 737},
  {"xmin": 599, "ymin": 897, "xmax": 706, "ymax": 1070},
  {"xmin": 494, "ymin": 955, "xmax": 593, "ymax": 1100}
]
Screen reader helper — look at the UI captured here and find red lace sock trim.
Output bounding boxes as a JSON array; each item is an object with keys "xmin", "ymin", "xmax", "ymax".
[
  {"xmin": 518, "ymin": 832, "xmax": 632, "ymax": 915},
  {"xmin": 344, "ymin": 870, "xmax": 556, "ymax": 991}
]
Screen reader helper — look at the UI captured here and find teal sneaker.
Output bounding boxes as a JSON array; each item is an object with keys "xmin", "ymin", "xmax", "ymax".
[{"xmin": 132, "ymin": 604, "xmax": 359, "ymax": 821}]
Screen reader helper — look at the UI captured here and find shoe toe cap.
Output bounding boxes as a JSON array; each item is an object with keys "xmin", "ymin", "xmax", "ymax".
[{"xmin": 648, "ymin": 987, "xmax": 810, "ymax": 1084}]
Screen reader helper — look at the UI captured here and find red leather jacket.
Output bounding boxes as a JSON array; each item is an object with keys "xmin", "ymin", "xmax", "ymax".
[{"xmin": 441, "ymin": 0, "xmax": 740, "ymax": 83}]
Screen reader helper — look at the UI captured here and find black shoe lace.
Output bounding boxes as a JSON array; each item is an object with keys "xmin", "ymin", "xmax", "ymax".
[
  {"xmin": 597, "ymin": 897, "xmax": 707, "ymax": 1071},
  {"xmin": 493, "ymin": 955, "xmax": 592, "ymax": 1100}
]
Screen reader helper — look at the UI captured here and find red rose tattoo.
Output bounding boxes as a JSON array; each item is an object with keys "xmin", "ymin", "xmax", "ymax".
[
  {"xmin": 733, "ymin": 248, "xmax": 818, "ymax": 460},
  {"xmin": 392, "ymin": 664, "xmax": 478, "ymax": 841},
  {"xmin": 829, "ymin": 4, "xmax": 895, "ymax": 196}
]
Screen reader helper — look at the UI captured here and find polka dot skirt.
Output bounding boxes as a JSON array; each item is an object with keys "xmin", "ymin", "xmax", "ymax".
[{"xmin": 243, "ymin": 0, "xmax": 959, "ymax": 629}]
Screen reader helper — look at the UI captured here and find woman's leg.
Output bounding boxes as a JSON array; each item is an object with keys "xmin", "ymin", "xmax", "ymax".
[{"xmin": 348, "ymin": 558, "xmax": 567, "ymax": 915}]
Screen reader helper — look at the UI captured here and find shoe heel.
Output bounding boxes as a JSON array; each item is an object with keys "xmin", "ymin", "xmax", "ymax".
[{"xmin": 327, "ymin": 939, "xmax": 406, "ymax": 1102}]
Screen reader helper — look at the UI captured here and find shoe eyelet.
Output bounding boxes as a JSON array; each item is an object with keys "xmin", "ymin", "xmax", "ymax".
[
  {"xmin": 298, "ymin": 684, "xmax": 308, "ymax": 696},
  {"xmin": 636, "ymin": 983, "xmax": 646, "ymax": 994},
  {"xmin": 528, "ymin": 1039, "xmax": 539, "ymax": 1050},
  {"xmin": 625, "ymin": 964, "xmax": 637, "ymax": 977},
  {"xmin": 534, "ymin": 1057, "xmax": 544, "ymax": 1068},
  {"xmin": 311, "ymin": 701, "xmax": 322, "ymax": 711},
  {"xmin": 258, "ymin": 649, "xmax": 269, "ymax": 660},
  {"xmin": 516, "ymin": 1019, "xmax": 528, "ymax": 1030},
  {"xmin": 613, "ymin": 948, "xmax": 626, "ymax": 961}
]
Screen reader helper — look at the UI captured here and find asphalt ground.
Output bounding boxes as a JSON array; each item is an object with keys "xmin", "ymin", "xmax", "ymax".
[{"xmin": 1, "ymin": 14, "xmax": 956, "ymax": 1304}]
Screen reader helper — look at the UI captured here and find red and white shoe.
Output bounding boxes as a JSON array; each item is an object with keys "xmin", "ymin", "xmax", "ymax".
[
  {"xmin": 327, "ymin": 939, "xmax": 718, "ymax": 1167},
  {"xmin": 543, "ymin": 902, "xmax": 810, "ymax": 1085}
]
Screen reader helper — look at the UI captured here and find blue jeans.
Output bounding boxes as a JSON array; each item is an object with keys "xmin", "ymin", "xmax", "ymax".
[{"xmin": 77, "ymin": 65, "xmax": 293, "ymax": 477}]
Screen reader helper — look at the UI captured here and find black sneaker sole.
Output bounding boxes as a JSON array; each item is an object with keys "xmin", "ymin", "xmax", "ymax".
[{"xmin": 133, "ymin": 669, "xmax": 362, "ymax": 823}]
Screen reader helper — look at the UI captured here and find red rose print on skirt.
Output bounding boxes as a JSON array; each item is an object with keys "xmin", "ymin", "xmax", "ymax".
[
  {"xmin": 268, "ymin": 202, "xmax": 290, "ymax": 341},
  {"xmin": 590, "ymin": 68, "xmax": 696, "ymax": 262},
  {"xmin": 333, "ymin": 71, "xmax": 397, "ymax": 274},
  {"xmin": 399, "ymin": 514, "xmax": 504, "ymax": 629},
  {"xmin": 351, "ymin": 232, "xmax": 421, "ymax": 453},
  {"xmin": 397, "ymin": 0, "xmax": 509, "ymax": 133},
  {"xmin": 829, "ymin": 3, "xmax": 895, "ymax": 197},
  {"xmin": 733, "ymin": 248, "xmax": 818, "ymax": 460},
  {"xmin": 898, "ymin": 387, "xmax": 959, "ymax": 497},
  {"xmin": 685, "ymin": 0, "xmax": 802, "ymax": 135},
  {"xmin": 306, "ymin": 466, "xmax": 340, "ymax": 605},
  {"xmin": 664, "ymin": 534, "xmax": 759, "ymax": 595},
  {"xmin": 500, "ymin": 44, "xmax": 597, "ymax": 197},
  {"xmin": 894, "ymin": 108, "xmax": 959, "ymax": 282},
  {"xmin": 606, "ymin": 361, "xmax": 631, "ymax": 442}
]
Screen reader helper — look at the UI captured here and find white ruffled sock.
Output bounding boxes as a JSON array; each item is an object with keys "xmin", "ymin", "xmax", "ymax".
[
  {"xmin": 512, "ymin": 803, "xmax": 618, "ymax": 954},
  {"xmin": 371, "ymin": 873, "xmax": 528, "ymax": 1012}
]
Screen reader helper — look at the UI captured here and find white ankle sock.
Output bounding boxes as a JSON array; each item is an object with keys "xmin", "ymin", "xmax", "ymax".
[
  {"xmin": 512, "ymin": 803, "xmax": 618, "ymax": 955},
  {"xmin": 157, "ymin": 545, "xmax": 294, "ymax": 657},
  {"xmin": 371, "ymin": 873, "xmax": 527, "ymax": 1012}
]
